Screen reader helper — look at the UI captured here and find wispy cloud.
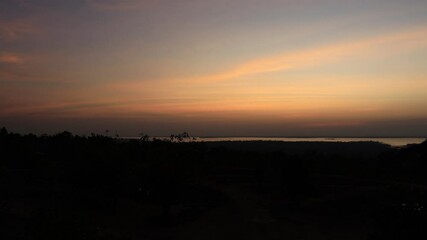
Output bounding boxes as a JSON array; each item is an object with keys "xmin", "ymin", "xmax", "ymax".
[
  {"xmin": 304, "ymin": 121, "xmax": 365, "ymax": 128},
  {"xmin": 83, "ymin": 26, "xmax": 427, "ymax": 122},
  {"xmin": 87, "ymin": 0, "xmax": 151, "ymax": 11},
  {"xmin": 0, "ymin": 52, "xmax": 27, "ymax": 82},
  {"xmin": 0, "ymin": 53, "xmax": 25, "ymax": 64},
  {"xmin": 0, "ymin": 19, "xmax": 38, "ymax": 42},
  {"xmin": 106, "ymin": 26, "xmax": 427, "ymax": 100},
  {"xmin": 177, "ymin": 27, "xmax": 427, "ymax": 84}
]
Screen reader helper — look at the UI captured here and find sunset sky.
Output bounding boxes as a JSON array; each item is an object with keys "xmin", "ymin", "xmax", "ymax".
[{"xmin": 1, "ymin": 0, "xmax": 427, "ymax": 136}]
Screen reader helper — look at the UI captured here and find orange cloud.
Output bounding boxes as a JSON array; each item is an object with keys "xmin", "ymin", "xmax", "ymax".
[
  {"xmin": 0, "ymin": 53, "xmax": 24, "ymax": 64},
  {"xmin": 177, "ymin": 27, "xmax": 427, "ymax": 84},
  {"xmin": 99, "ymin": 26, "xmax": 427, "ymax": 97}
]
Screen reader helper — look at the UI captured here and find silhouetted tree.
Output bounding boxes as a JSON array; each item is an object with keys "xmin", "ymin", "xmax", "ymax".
[
  {"xmin": 139, "ymin": 132, "xmax": 149, "ymax": 142},
  {"xmin": 0, "ymin": 127, "xmax": 7, "ymax": 136},
  {"xmin": 170, "ymin": 132, "xmax": 191, "ymax": 142}
]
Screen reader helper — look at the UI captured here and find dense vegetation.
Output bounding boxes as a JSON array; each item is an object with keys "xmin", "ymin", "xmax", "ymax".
[{"xmin": 1, "ymin": 127, "xmax": 427, "ymax": 239}]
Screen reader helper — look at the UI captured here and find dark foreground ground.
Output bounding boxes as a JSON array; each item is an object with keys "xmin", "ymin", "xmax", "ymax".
[{"xmin": 1, "ymin": 128, "xmax": 427, "ymax": 240}]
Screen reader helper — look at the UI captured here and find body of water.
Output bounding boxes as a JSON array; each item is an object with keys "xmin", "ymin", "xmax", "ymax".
[
  {"xmin": 124, "ymin": 137, "xmax": 425, "ymax": 147},
  {"xmin": 195, "ymin": 137, "xmax": 425, "ymax": 147}
]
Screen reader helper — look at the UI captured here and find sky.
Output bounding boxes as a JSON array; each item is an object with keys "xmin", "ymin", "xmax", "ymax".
[{"xmin": 1, "ymin": 0, "xmax": 427, "ymax": 137}]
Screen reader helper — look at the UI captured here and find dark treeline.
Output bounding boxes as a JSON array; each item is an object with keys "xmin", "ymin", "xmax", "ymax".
[{"xmin": 1, "ymin": 127, "xmax": 427, "ymax": 240}]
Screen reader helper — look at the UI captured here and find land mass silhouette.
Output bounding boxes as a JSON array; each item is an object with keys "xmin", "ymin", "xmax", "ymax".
[{"xmin": 1, "ymin": 127, "xmax": 427, "ymax": 240}]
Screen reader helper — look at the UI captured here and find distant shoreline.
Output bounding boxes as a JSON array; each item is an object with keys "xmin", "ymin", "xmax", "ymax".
[
  {"xmin": 122, "ymin": 136, "xmax": 427, "ymax": 139},
  {"xmin": 119, "ymin": 136, "xmax": 426, "ymax": 147}
]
